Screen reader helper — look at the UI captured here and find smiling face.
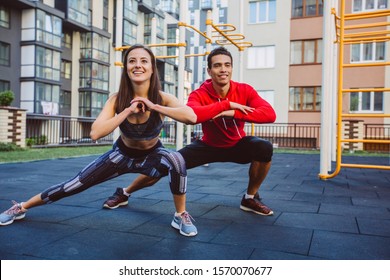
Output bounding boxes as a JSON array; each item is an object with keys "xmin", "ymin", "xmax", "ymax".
[
  {"xmin": 207, "ymin": 54, "xmax": 232, "ymax": 88},
  {"xmin": 126, "ymin": 48, "xmax": 154, "ymax": 85}
]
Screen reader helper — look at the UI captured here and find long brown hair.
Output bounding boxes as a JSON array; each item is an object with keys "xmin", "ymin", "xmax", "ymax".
[{"xmin": 116, "ymin": 44, "xmax": 162, "ymax": 113}]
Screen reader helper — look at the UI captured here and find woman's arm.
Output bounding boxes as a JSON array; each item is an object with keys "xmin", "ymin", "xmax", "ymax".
[
  {"xmin": 90, "ymin": 94, "xmax": 142, "ymax": 140},
  {"xmin": 132, "ymin": 92, "xmax": 197, "ymax": 124}
]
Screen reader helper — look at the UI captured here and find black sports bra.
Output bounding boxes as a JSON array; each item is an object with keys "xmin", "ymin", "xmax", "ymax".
[{"xmin": 119, "ymin": 110, "xmax": 163, "ymax": 140}]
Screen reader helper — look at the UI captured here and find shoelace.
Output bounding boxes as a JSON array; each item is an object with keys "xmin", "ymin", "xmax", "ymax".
[
  {"xmin": 181, "ymin": 212, "xmax": 195, "ymax": 225},
  {"xmin": 4, "ymin": 200, "xmax": 22, "ymax": 215}
]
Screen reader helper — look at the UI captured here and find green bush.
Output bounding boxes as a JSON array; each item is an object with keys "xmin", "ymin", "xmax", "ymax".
[
  {"xmin": 0, "ymin": 90, "xmax": 14, "ymax": 106},
  {"xmin": 26, "ymin": 135, "xmax": 47, "ymax": 146},
  {"xmin": 0, "ymin": 142, "xmax": 24, "ymax": 151}
]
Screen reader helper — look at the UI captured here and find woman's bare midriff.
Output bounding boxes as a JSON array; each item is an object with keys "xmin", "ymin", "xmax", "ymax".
[{"xmin": 121, "ymin": 135, "xmax": 159, "ymax": 150}]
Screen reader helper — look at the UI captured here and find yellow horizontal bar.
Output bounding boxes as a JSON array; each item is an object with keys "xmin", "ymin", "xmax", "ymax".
[
  {"xmin": 213, "ymin": 33, "xmax": 245, "ymax": 40},
  {"xmin": 344, "ymin": 30, "xmax": 390, "ymax": 39},
  {"xmin": 342, "ymin": 113, "xmax": 390, "ymax": 118},
  {"xmin": 345, "ymin": 21, "xmax": 390, "ymax": 30},
  {"xmin": 342, "ymin": 88, "xmax": 390, "ymax": 92},
  {"xmin": 340, "ymin": 163, "xmax": 390, "ymax": 170},
  {"xmin": 319, "ymin": 162, "xmax": 390, "ymax": 179},
  {"xmin": 344, "ymin": 10, "xmax": 390, "ymax": 20},
  {"xmin": 343, "ymin": 61, "xmax": 390, "ymax": 67},
  {"xmin": 341, "ymin": 139, "xmax": 390, "ymax": 144},
  {"xmin": 343, "ymin": 35, "xmax": 390, "ymax": 44},
  {"xmin": 344, "ymin": 38, "xmax": 390, "ymax": 45}
]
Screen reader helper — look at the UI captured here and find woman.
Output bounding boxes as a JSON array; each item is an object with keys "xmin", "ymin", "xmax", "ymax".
[{"xmin": 0, "ymin": 44, "xmax": 198, "ymax": 237}]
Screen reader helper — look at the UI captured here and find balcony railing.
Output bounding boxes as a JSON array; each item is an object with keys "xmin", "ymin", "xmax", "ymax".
[{"xmin": 25, "ymin": 114, "xmax": 390, "ymax": 152}]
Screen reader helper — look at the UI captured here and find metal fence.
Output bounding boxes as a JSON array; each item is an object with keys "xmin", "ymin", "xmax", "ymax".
[
  {"xmin": 364, "ymin": 123, "xmax": 390, "ymax": 152},
  {"xmin": 26, "ymin": 114, "xmax": 113, "ymax": 146},
  {"xmin": 25, "ymin": 114, "xmax": 389, "ymax": 152}
]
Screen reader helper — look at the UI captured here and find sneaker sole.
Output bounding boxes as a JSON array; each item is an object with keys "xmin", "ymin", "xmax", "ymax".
[
  {"xmin": 171, "ymin": 221, "xmax": 197, "ymax": 237},
  {"xmin": 102, "ymin": 201, "xmax": 128, "ymax": 209},
  {"xmin": 0, "ymin": 213, "xmax": 26, "ymax": 226},
  {"xmin": 240, "ymin": 205, "xmax": 274, "ymax": 216}
]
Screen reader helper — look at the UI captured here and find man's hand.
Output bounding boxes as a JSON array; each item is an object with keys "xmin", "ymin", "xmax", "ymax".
[
  {"xmin": 229, "ymin": 102, "xmax": 254, "ymax": 115},
  {"xmin": 213, "ymin": 109, "xmax": 235, "ymax": 119}
]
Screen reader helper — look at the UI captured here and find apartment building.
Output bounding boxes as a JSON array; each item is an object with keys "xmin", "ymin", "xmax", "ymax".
[
  {"xmin": 0, "ymin": 0, "xmax": 388, "ymax": 147},
  {"xmin": 225, "ymin": 0, "xmax": 388, "ymax": 128},
  {"xmin": 0, "ymin": 0, "xmax": 190, "ymax": 119}
]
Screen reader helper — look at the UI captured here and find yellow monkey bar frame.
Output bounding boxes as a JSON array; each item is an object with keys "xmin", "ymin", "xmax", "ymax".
[{"xmin": 319, "ymin": 2, "xmax": 390, "ymax": 179}]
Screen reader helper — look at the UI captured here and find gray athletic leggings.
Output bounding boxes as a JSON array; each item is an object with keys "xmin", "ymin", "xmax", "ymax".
[{"xmin": 40, "ymin": 138, "xmax": 187, "ymax": 203}]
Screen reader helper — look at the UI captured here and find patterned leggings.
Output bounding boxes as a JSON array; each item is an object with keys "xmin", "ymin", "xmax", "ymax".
[{"xmin": 41, "ymin": 139, "xmax": 187, "ymax": 203}]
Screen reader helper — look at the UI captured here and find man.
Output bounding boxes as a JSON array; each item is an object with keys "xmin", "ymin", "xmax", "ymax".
[{"xmin": 103, "ymin": 46, "xmax": 276, "ymax": 227}]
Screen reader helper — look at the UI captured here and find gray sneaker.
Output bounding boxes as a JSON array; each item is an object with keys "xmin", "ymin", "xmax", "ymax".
[
  {"xmin": 171, "ymin": 211, "xmax": 198, "ymax": 237},
  {"xmin": 0, "ymin": 201, "xmax": 26, "ymax": 226}
]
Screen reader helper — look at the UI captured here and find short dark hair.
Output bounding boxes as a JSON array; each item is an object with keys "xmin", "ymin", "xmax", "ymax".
[{"xmin": 207, "ymin": 46, "xmax": 233, "ymax": 69}]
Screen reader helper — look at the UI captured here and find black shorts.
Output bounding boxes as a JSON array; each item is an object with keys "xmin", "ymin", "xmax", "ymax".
[{"xmin": 179, "ymin": 136, "xmax": 273, "ymax": 169}]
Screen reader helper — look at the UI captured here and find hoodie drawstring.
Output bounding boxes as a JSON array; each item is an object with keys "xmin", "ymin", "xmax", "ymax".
[
  {"xmin": 218, "ymin": 97, "xmax": 242, "ymax": 139},
  {"xmin": 218, "ymin": 98, "xmax": 228, "ymax": 130}
]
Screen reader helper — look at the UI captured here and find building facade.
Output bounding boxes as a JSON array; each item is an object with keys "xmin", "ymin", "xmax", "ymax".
[
  {"xmin": 224, "ymin": 0, "xmax": 388, "ymax": 127},
  {"xmin": 0, "ymin": 0, "xmax": 191, "ymax": 120},
  {"xmin": 0, "ymin": 0, "xmax": 388, "ymax": 141}
]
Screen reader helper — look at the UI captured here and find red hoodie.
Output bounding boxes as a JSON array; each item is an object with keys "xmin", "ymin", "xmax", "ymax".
[{"xmin": 187, "ymin": 79, "xmax": 276, "ymax": 148}]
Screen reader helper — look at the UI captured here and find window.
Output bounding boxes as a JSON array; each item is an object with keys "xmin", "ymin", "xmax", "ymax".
[
  {"xmin": 59, "ymin": 90, "xmax": 71, "ymax": 115},
  {"xmin": 80, "ymin": 33, "xmax": 110, "ymax": 63},
  {"xmin": 144, "ymin": 13, "xmax": 164, "ymax": 36},
  {"xmin": 36, "ymin": 46, "xmax": 61, "ymax": 81},
  {"xmin": 62, "ymin": 32, "xmax": 72, "ymax": 49},
  {"xmin": 79, "ymin": 62, "xmax": 109, "ymax": 91},
  {"xmin": 35, "ymin": 82, "xmax": 60, "ymax": 114},
  {"xmin": 164, "ymin": 63, "xmax": 175, "ymax": 84},
  {"xmin": 159, "ymin": 0, "xmax": 179, "ymax": 15},
  {"xmin": 289, "ymin": 87, "xmax": 321, "ymax": 111},
  {"xmin": 0, "ymin": 42, "xmax": 10, "ymax": 66},
  {"xmin": 350, "ymin": 91, "xmax": 383, "ymax": 112},
  {"xmin": 79, "ymin": 91, "xmax": 108, "ymax": 117},
  {"xmin": 247, "ymin": 46, "xmax": 275, "ymax": 69},
  {"xmin": 351, "ymin": 42, "xmax": 385, "ymax": 62},
  {"xmin": 103, "ymin": 17, "xmax": 108, "ymax": 31},
  {"xmin": 123, "ymin": 0, "xmax": 138, "ymax": 22},
  {"xmin": 290, "ymin": 39, "xmax": 322, "ymax": 64},
  {"xmin": 61, "ymin": 60, "xmax": 72, "ymax": 79},
  {"xmin": 36, "ymin": 10, "xmax": 62, "ymax": 47},
  {"xmin": 201, "ymin": 0, "xmax": 212, "ymax": 9},
  {"xmin": 353, "ymin": 0, "xmax": 388, "ymax": 12},
  {"xmin": 68, "ymin": 0, "xmax": 90, "ymax": 26},
  {"xmin": 167, "ymin": 26, "xmax": 178, "ymax": 64},
  {"xmin": 249, "ymin": 0, "xmax": 276, "ymax": 24},
  {"xmin": 0, "ymin": 80, "xmax": 10, "ymax": 92},
  {"xmin": 292, "ymin": 0, "xmax": 323, "ymax": 18},
  {"xmin": 0, "ymin": 5, "xmax": 10, "ymax": 28},
  {"xmin": 258, "ymin": 90, "xmax": 275, "ymax": 107},
  {"xmin": 123, "ymin": 20, "xmax": 137, "ymax": 46}
]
